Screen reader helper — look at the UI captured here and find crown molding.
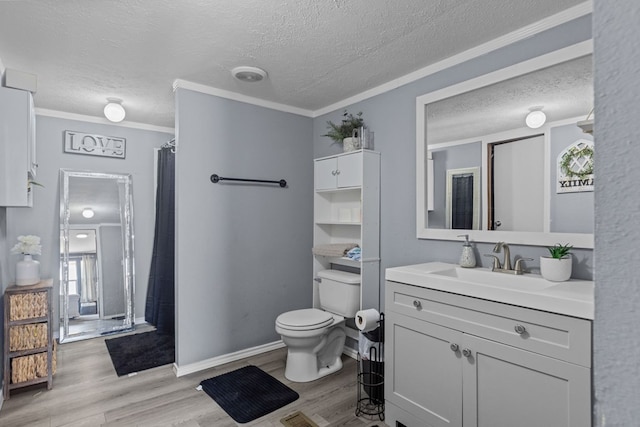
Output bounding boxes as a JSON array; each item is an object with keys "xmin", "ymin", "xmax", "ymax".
[
  {"xmin": 173, "ymin": 79, "xmax": 314, "ymax": 118},
  {"xmin": 35, "ymin": 108, "xmax": 175, "ymax": 134},
  {"xmin": 313, "ymin": 1, "xmax": 593, "ymax": 117}
]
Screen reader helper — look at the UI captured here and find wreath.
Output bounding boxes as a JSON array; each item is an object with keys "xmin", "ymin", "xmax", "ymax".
[{"xmin": 560, "ymin": 144, "xmax": 594, "ymax": 179}]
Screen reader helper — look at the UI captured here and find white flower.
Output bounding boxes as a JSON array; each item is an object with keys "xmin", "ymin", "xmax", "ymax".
[{"xmin": 10, "ymin": 235, "xmax": 42, "ymax": 256}]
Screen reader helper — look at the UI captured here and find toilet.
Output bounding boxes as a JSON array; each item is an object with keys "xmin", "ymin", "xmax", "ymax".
[{"xmin": 275, "ymin": 269, "xmax": 361, "ymax": 382}]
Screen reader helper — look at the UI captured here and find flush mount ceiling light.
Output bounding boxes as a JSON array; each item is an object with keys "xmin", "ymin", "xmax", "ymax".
[
  {"xmin": 231, "ymin": 66, "xmax": 268, "ymax": 83},
  {"xmin": 76, "ymin": 233, "xmax": 88, "ymax": 239},
  {"xmin": 81, "ymin": 208, "xmax": 94, "ymax": 219},
  {"xmin": 104, "ymin": 98, "xmax": 126, "ymax": 122},
  {"xmin": 525, "ymin": 109, "xmax": 547, "ymax": 129}
]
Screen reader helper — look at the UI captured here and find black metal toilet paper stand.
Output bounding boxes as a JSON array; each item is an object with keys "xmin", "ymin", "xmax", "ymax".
[{"xmin": 355, "ymin": 312, "xmax": 385, "ymax": 421}]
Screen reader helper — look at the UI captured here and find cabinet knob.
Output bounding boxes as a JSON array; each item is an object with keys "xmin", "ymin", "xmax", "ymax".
[
  {"xmin": 514, "ymin": 324, "xmax": 527, "ymax": 335},
  {"xmin": 331, "ymin": 170, "xmax": 337, "ymax": 176},
  {"xmin": 335, "ymin": 169, "xmax": 340, "ymax": 175},
  {"xmin": 450, "ymin": 343, "xmax": 459, "ymax": 352},
  {"xmin": 462, "ymin": 348, "xmax": 472, "ymax": 357},
  {"xmin": 413, "ymin": 300, "xmax": 422, "ymax": 309}
]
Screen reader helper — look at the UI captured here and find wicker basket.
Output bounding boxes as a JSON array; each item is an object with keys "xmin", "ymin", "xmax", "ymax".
[
  {"xmin": 9, "ymin": 291, "xmax": 48, "ymax": 321},
  {"xmin": 10, "ymin": 350, "xmax": 56, "ymax": 384},
  {"xmin": 9, "ymin": 323, "xmax": 48, "ymax": 351}
]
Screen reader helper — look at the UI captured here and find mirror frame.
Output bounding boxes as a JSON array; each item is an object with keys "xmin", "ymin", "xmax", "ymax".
[
  {"xmin": 416, "ymin": 41, "xmax": 594, "ymax": 248},
  {"xmin": 59, "ymin": 169, "xmax": 135, "ymax": 342}
]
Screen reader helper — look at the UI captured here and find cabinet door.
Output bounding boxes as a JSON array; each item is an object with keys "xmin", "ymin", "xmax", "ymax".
[
  {"xmin": 462, "ymin": 334, "xmax": 591, "ymax": 427},
  {"xmin": 0, "ymin": 87, "xmax": 30, "ymax": 206},
  {"xmin": 386, "ymin": 312, "xmax": 463, "ymax": 427},
  {"xmin": 314, "ymin": 158, "xmax": 338, "ymax": 190},
  {"xmin": 27, "ymin": 93, "xmax": 37, "ymax": 177},
  {"xmin": 336, "ymin": 152, "xmax": 361, "ymax": 188}
]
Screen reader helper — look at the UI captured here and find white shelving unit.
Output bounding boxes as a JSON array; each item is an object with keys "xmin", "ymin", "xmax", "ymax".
[{"xmin": 312, "ymin": 150, "xmax": 381, "ymax": 325}]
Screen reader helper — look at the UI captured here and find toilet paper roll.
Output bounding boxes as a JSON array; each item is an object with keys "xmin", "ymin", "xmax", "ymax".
[{"xmin": 356, "ymin": 308, "xmax": 380, "ymax": 332}]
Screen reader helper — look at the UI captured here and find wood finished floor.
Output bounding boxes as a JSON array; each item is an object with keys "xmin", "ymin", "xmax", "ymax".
[{"xmin": 0, "ymin": 328, "xmax": 385, "ymax": 427}]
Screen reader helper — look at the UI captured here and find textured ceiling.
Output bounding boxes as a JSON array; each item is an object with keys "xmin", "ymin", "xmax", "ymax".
[
  {"xmin": 427, "ymin": 55, "xmax": 593, "ymax": 144},
  {"xmin": 0, "ymin": 0, "xmax": 585, "ymax": 128}
]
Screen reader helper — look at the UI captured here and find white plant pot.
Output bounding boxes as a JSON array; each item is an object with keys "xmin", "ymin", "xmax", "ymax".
[
  {"xmin": 540, "ymin": 256, "xmax": 572, "ymax": 282},
  {"xmin": 16, "ymin": 254, "xmax": 40, "ymax": 286},
  {"xmin": 343, "ymin": 137, "xmax": 360, "ymax": 152}
]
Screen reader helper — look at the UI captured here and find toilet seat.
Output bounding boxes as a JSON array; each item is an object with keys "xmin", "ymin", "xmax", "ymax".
[{"xmin": 276, "ymin": 308, "xmax": 334, "ymax": 331}]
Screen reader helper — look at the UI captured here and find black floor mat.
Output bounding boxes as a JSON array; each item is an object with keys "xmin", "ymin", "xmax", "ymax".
[
  {"xmin": 105, "ymin": 330, "xmax": 174, "ymax": 376},
  {"xmin": 200, "ymin": 365, "xmax": 299, "ymax": 423}
]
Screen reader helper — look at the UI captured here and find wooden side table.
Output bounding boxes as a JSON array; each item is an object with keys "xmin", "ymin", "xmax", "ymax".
[{"xmin": 3, "ymin": 279, "xmax": 54, "ymax": 399}]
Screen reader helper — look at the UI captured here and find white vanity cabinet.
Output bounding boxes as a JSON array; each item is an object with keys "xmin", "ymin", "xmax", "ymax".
[
  {"xmin": 385, "ymin": 280, "xmax": 592, "ymax": 427},
  {"xmin": 313, "ymin": 150, "xmax": 380, "ymax": 313},
  {"xmin": 0, "ymin": 86, "xmax": 37, "ymax": 207}
]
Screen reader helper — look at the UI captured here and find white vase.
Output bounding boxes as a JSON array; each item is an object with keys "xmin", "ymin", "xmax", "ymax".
[
  {"xmin": 343, "ymin": 137, "xmax": 360, "ymax": 152},
  {"xmin": 16, "ymin": 254, "xmax": 40, "ymax": 286},
  {"xmin": 540, "ymin": 256, "xmax": 572, "ymax": 282}
]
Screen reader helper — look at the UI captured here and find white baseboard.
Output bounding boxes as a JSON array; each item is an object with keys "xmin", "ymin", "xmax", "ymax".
[
  {"xmin": 342, "ymin": 346, "xmax": 358, "ymax": 360},
  {"xmin": 173, "ymin": 340, "xmax": 286, "ymax": 377},
  {"xmin": 134, "ymin": 317, "xmax": 147, "ymax": 326}
]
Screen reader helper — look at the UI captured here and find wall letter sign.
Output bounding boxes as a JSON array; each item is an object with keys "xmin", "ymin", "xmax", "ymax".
[{"xmin": 64, "ymin": 131, "xmax": 126, "ymax": 159}]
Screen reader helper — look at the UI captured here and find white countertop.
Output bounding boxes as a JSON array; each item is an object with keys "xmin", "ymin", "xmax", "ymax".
[{"xmin": 386, "ymin": 262, "xmax": 594, "ymax": 320}]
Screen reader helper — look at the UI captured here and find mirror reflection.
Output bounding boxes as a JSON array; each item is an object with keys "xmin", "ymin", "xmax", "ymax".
[
  {"xmin": 419, "ymin": 51, "xmax": 594, "ymax": 246},
  {"xmin": 59, "ymin": 170, "xmax": 135, "ymax": 342}
]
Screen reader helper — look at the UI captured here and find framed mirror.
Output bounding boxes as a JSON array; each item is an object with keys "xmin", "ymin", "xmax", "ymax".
[
  {"xmin": 416, "ymin": 41, "xmax": 594, "ymax": 248},
  {"xmin": 59, "ymin": 169, "xmax": 135, "ymax": 342}
]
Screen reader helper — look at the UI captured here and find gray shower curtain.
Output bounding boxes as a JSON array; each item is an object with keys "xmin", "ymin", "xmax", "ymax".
[{"xmin": 145, "ymin": 146, "xmax": 175, "ymax": 335}]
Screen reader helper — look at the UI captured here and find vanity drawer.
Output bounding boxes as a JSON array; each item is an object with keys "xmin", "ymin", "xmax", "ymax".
[{"xmin": 386, "ymin": 280, "xmax": 591, "ymax": 367}]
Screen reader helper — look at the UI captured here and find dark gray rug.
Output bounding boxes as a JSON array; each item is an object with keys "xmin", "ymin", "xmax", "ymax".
[
  {"xmin": 200, "ymin": 365, "xmax": 299, "ymax": 423},
  {"xmin": 105, "ymin": 330, "xmax": 174, "ymax": 376}
]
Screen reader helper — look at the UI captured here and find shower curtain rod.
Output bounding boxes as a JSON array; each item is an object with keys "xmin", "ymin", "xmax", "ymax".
[{"xmin": 210, "ymin": 174, "xmax": 287, "ymax": 188}]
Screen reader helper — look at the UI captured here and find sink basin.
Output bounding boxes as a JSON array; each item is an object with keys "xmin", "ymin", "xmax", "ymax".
[
  {"xmin": 431, "ymin": 267, "xmax": 555, "ymax": 292},
  {"xmin": 385, "ymin": 262, "xmax": 594, "ymax": 319}
]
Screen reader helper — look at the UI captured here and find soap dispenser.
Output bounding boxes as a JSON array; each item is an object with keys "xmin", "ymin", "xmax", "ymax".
[{"xmin": 458, "ymin": 234, "xmax": 476, "ymax": 268}]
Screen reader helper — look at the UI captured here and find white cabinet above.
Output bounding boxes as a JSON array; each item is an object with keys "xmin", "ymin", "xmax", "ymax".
[
  {"xmin": 0, "ymin": 86, "xmax": 36, "ymax": 207},
  {"xmin": 314, "ymin": 151, "xmax": 362, "ymax": 190}
]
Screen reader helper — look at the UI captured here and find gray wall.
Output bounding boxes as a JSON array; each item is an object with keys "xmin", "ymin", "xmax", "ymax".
[
  {"xmin": 0, "ymin": 207, "xmax": 6, "ymax": 381},
  {"xmin": 429, "ymin": 142, "xmax": 482, "ymax": 229},
  {"xmin": 4, "ymin": 116, "xmax": 172, "ymax": 333},
  {"xmin": 593, "ymin": 0, "xmax": 640, "ymax": 424},
  {"xmin": 174, "ymin": 89, "xmax": 313, "ymax": 366},
  {"xmin": 313, "ymin": 15, "xmax": 594, "ymax": 304},
  {"xmin": 550, "ymin": 123, "xmax": 594, "ymax": 233}
]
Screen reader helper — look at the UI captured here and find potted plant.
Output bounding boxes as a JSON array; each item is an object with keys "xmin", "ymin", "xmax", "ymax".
[
  {"xmin": 540, "ymin": 243, "xmax": 573, "ymax": 282},
  {"xmin": 322, "ymin": 110, "xmax": 365, "ymax": 152},
  {"xmin": 11, "ymin": 234, "xmax": 42, "ymax": 286}
]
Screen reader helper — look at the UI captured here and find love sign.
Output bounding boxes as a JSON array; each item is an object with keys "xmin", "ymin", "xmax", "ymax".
[{"xmin": 64, "ymin": 131, "xmax": 126, "ymax": 159}]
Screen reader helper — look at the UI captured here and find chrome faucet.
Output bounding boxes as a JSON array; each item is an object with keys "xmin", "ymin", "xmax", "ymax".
[
  {"xmin": 484, "ymin": 242, "xmax": 532, "ymax": 275},
  {"xmin": 494, "ymin": 241, "xmax": 512, "ymax": 270}
]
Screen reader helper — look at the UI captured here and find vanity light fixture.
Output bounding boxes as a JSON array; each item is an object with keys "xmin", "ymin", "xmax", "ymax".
[
  {"xmin": 231, "ymin": 66, "xmax": 268, "ymax": 83},
  {"xmin": 104, "ymin": 98, "xmax": 126, "ymax": 122},
  {"xmin": 76, "ymin": 233, "xmax": 88, "ymax": 239},
  {"xmin": 525, "ymin": 109, "xmax": 547, "ymax": 129},
  {"xmin": 81, "ymin": 208, "xmax": 95, "ymax": 219}
]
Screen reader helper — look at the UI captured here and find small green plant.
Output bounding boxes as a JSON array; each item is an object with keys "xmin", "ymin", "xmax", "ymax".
[
  {"xmin": 322, "ymin": 110, "xmax": 365, "ymax": 144},
  {"xmin": 547, "ymin": 243, "xmax": 573, "ymax": 259}
]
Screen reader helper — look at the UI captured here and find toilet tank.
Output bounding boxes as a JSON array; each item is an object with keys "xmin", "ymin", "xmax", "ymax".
[{"xmin": 317, "ymin": 269, "xmax": 361, "ymax": 317}]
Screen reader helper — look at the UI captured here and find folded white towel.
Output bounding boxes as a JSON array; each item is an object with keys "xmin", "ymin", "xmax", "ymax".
[{"xmin": 312, "ymin": 243, "xmax": 359, "ymax": 257}]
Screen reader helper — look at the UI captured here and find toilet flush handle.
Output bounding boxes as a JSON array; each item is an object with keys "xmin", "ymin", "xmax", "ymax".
[{"xmin": 314, "ymin": 277, "xmax": 322, "ymax": 283}]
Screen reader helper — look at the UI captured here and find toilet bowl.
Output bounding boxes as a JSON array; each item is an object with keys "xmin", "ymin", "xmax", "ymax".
[
  {"xmin": 276, "ymin": 308, "xmax": 346, "ymax": 382},
  {"xmin": 276, "ymin": 269, "xmax": 360, "ymax": 382}
]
